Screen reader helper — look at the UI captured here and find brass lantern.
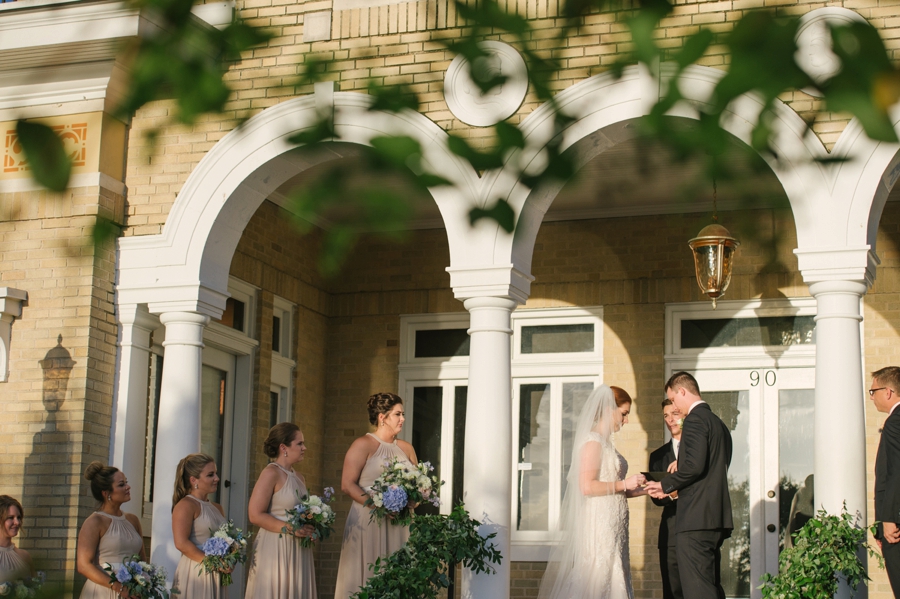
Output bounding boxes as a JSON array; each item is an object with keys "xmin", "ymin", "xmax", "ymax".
[{"xmin": 689, "ymin": 222, "xmax": 739, "ymax": 309}]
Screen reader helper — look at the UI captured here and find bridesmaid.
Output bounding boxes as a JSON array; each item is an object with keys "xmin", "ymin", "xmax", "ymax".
[
  {"xmin": 333, "ymin": 392, "xmax": 418, "ymax": 599},
  {"xmin": 76, "ymin": 462, "xmax": 144, "ymax": 599},
  {"xmin": 244, "ymin": 422, "xmax": 317, "ymax": 598},
  {"xmin": 0, "ymin": 496, "xmax": 34, "ymax": 582},
  {"xmin": 171, "ymin": 454, "xmax": 227, "ymax": 598}
]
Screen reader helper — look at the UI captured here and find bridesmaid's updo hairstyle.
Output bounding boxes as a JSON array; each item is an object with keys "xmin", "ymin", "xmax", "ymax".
[
  {"xmin": 264, "ymin": 422, "xmax": 301, "ymax": 458},
  {"xmin": 610, "ymin": 386, "xmax": 633, "ymax": 408},
  {"xmin": 84, "ymin": 461, "xmax": 120, "ymax": 504},
  {"xmin": 172, "ymin": 453, "xmax": 216, "ymax": 509},
  {"xmin": 0, "ymin": 495, "xmax": 23, "ymax": 524},
  {"xmin": 367, "ymin": 392, "xmax": 403, "ymax": 426}
]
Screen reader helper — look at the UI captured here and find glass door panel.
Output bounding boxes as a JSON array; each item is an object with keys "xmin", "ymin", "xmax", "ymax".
[
  {"xmin": 705, "ymin": 390, "xmax": 752, "ymax": 599},
  {"xmin": 560, "ymin": 382, "xmax": 594, "ymax": 502},
  {"xmin": 452, "ymin": 387, "xmax": 467, "ymax": 507},
  {"xmin": 411, "ymin": 387, "xmax": 443, "ymax": 516},
  {"xmin": 517, "ymin": 383, "xmax": 551, "ymax": 531},
  {"xmin": 201, "ymin": 365, "xmax": 227, "ymax": 504},
  {"xmin": 778, "ymin": 388, "xmax": 814, "ymax": 549}
]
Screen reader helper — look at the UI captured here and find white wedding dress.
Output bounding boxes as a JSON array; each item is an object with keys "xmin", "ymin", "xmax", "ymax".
[{"xmin": 539, "ymin": 386, "xmax": 634, "ymax": 599}]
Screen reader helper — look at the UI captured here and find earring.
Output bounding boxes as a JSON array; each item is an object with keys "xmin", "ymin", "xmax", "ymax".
[
  {"xmin": 283, "ymin": 452, "xmax": 287, "ymax": 457},
  {"xmin": 193, "ymin": 484, "xmax": 198, "ymax": 490}
]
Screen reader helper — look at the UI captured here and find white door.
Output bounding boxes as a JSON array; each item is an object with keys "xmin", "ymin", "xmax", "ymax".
[
  {"xmin": 201, "ymin": 347, "xmax": 236, "ymax": 511},
  {"xmin": 692, "ymin": 367, "xmax": 815, "ymax": 599}
]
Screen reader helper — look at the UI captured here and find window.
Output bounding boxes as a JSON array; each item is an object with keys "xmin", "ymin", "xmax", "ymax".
[
  {"xmin": 399, "ymin": 307, "xmax": 603, "ymax": 559},
  {"xmin": 211, "ymin": 278, "xmax": 257, "ymax": 337},
  {"xmin": 270, "ymin": 296, "xmax": 296, "ymax": 425}
]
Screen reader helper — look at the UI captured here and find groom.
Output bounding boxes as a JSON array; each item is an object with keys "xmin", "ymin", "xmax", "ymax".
[{"xmin": 646, "ymin": 371, "xmax": 733, "ymax": 599}]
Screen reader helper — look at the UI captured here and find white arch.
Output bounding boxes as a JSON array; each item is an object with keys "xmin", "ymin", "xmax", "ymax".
[
  {"xmin": 489, "ymin": 63, "xmax": 846, "ymax": 275},
  {"xmin": 116, "ymin": 87, "xmax": 482, "ymax": 314}
]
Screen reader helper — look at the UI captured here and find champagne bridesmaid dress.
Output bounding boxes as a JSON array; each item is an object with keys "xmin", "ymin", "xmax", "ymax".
[
  {"xmin": 244, "ymin": 463, "xmax": 317, "ymax": 598},
  {"xmin": 333, "ymin": 434, "xmax": 413, "ymax": 599},
  {"xmin": 0, "ymin": 544, "xmax": 30, "ymax": 583},
  {"xmin": 79, "ymin": 512, "xmax": 143, "ymax": 599},
  {"xmin": 171, "ymin": 496, "xmax": 227, "ymax": 599}
]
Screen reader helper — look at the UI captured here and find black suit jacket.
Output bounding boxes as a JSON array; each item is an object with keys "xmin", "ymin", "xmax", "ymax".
[
  {"xmin": 661, "ymin": 403, "xmax": 733, "ymax": 534},
  {"xmin": 875, "ymin": 409, "xmax": 900, "ymax": 536},
  {"xmin": 650, "ymin": 440, "xmax": 678, "ymax": 548}
]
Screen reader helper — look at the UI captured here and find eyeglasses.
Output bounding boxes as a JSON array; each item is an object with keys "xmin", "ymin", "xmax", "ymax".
[{"xmin": 869, "ymin": 387, "xmax": 889, "ymax": 397}]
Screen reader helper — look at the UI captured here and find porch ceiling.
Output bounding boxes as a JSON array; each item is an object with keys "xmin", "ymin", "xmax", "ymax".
[{"xmin": 266, "ymin": 136, "xmax": 812, "ymax": 231}]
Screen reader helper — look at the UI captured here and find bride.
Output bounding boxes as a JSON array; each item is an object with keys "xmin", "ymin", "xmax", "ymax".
[{"xmin": 538, "ymin": 384, "xmax": 647, "ymax": 599}]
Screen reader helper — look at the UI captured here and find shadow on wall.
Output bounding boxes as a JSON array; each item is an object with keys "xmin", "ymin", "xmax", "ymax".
[{"xmin": 22, "ymin": 335, "xmax": 76, "ymax": 594}]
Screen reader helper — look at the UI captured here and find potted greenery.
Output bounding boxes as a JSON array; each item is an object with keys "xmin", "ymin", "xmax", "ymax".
[
  {"xmin": 353, "ymin": 504, "xmax": 502, "ymax": 599},
  {"xmin": 759, "ymin": 505, "xmax": 883, "ymax": 599}
]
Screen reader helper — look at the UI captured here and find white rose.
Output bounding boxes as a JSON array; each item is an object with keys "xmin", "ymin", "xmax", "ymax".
[{"xmin": 309, "ymin": 496, "xmax": 322, "ymax": 506}]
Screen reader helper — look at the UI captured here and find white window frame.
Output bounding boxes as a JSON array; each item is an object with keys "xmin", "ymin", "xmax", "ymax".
[
  {"xmin": 398, "ymin": 307, "xmax": 604, "ymax": 561},
  {"xmin": 271, "ymin": 295, "xmax": 296, "ymax": 425}
]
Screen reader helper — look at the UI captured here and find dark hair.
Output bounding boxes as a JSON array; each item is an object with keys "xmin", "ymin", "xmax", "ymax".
[
  {"xmin": 0, "ymin": 496, "xmax": 23, "ymax": 525},
  {"xmin": 873, "ymin": 366, "xmax": 900, "ymax": 393},
  {"xmin": 661, "ymin": 397, "xmax": 674, "ymax": 409},
  {"xmin": 264, "ymin": 422, "xmax": 301, "ymax": 458},
  {"xmin": 84, "ymin": 461, "xmax": 120, "ymax": 503},
  {"xmin": 367, "ymin": 392, "xmax": 403, "ymax": 426},
  {"xmin": 173, "ymin": 453, "xmax": 216, "ymax": 509},
  {"xmin": 665, "ymin": 371, "xmax": 701, "ymax": 397},
  {"xmin": 610, "ymin": 386, "xmax": 632, "ymax": 407}
]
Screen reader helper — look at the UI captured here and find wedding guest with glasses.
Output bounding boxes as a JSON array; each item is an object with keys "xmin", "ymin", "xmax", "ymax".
[
  {"xmin": 171, "ymin": 453, "xmax": 227, "ymax": 599},
  {"xmin": 333, "ymin": 392, "xmax": 418, "ymax": 599},
  {"xmin": 0, "ymin": 495, "xmax": 34, "ymax": 583},
  {"xmin": 871, "ymin": 366, "xmax": 900, "ymax": 597},
  {"xmin": 76, "ymin": 463, "xmax": 144, "ymax": 599}
]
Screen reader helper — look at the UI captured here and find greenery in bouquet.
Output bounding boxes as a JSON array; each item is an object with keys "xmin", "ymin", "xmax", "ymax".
[
  {"xmin": 0, "ymin": 571, "xmax": 45, "ymax": 598},
  {"xmin": 352, "ymin": 504, "xmax": 502, "ymax": 599},
  {"xmin": 365, "ymin": 458, "xmax": 443, "ymax": 526},
  {"xmin": 103, "ymin": 557, "xmax": 169, "ymax": 599},
  {"xmin": 200, "ymin": 520, "xmax": 252, "ymax": 586},
  {"xmin": 283, "ymin": 487, "xmax": 337, "ymax": 548}
]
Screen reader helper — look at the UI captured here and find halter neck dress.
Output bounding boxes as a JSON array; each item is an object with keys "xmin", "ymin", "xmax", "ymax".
[
  {"xmin": 333, "ymin": 433, "xmax": 414, "ymax": 599},
  {"xmin": 171, "ymin": 495, "xmax": 227, "ymax": 599},
  {"xmin": 79, "ymin": 512, "xmax": 143, "ymax": 599},
  {"xmin": 244, "ymin": 462, "xmax": 317, "ymax": 598},
  {"xmin": 0, "ymin": 543, "xmax": 31, "ymax": 583}
]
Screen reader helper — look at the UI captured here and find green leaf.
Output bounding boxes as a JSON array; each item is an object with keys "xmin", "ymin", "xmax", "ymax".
[
  {"xmin": 470, "ymin": 199, "xmax": 515, "ymax": 232},
  {"xmin": 15, "ymin": 120, "xmax": 71, "ymax": 192}
]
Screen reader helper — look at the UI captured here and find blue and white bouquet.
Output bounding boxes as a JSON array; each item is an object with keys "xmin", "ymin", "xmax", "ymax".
[
  {"xmin": 283, "ymin": 487, "xmax": 336, "ymax": 548},
  {"xmin": 200, "ymin": 520, "xmax": 251, "ymax": 586},
  {"xmin": 365, "ymin": 457, "xmax": 443, "ymax": 526},
  {"xmin": 103, "ymin": 557, "xmax": 169, "ymax": 599},
  {"xmin": 0, "ymin": 571, "xmax": 45, "ymax": 598}
]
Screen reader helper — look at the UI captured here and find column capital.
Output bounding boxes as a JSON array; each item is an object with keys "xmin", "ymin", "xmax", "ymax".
[
  {"xmin": 447, "ymin": 264, "xmax": 533, "ymax": 304},
  {"xmin": 0, "ymin": 287, "xmax": 27, "ymax": 321},
  {"xmin": 117, "ymin": 304, "xmax": 159, "ymax": 331},
  {"xmin": 794, "ymin": 246, "xmax": 878, "ymax": 288},
  {"xmin": 159, "ymin": 311, "xmax": 209, "ymax": 348}
]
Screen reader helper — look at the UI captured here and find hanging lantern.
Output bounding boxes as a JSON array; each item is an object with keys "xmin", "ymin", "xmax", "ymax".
[
  {"xmin": 689, "ymin": 223, "xmax": 739, "ymax": 309},
  {"xmin": 688, "ymin": 180, "xmax": 739, "ymax": 309}
]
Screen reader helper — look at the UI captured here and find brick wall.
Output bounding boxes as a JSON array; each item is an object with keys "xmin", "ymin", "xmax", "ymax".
[{"xmin": 0, "ymin": 184, "xmax": 123, "ymax": 595}]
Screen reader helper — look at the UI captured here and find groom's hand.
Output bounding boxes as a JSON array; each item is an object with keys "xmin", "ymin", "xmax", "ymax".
[
  {"xmin": 644, "ymin": 481, "xmax": 665, "ymax": 498},
  {"xmin": 667, "ymin": 460, "xmax": 678, "ymax": 473},
  {"xmin": 885, "ymin": 521, "xmax": 900, "ymax": 543}
]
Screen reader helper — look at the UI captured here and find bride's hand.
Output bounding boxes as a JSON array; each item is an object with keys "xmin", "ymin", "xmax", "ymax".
[{"xmin": 624, "ymin": 474, "xmax": 645, "ymax": 491}]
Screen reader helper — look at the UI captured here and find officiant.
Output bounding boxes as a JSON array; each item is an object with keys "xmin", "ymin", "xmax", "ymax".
[{"xmin": 648, "ymin": 398, "xmax": 683, "ymax": 599}]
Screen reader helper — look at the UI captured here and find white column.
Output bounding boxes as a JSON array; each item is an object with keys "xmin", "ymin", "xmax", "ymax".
[
  {"xmin": 808, "ymin": 279, "xmax": 868, "ymax": 599},
  {"xmin": 460, "ymin": 296, "xmax": 517, "ymax": 599},
  {"xmin": 110, "ymin": 304, "xmax": 158, "ymax": 511},
  {"xmin": 150, "ymin": 311, "xmax": 209, "ymax": 581}
]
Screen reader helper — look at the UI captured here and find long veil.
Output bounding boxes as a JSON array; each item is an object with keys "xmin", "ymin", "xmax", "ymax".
[{"xmin": 537, "ymin": 384, "xmax": 622, "ymax": 599}]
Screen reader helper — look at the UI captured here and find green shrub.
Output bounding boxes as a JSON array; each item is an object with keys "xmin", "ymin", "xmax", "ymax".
[
  {"xmin": 759, "ymin": 505, "xmax": 882, "ymax": 599},
  {"xmin": 352, "ymin": 504, "xmax": 503, "ymax": 599}
]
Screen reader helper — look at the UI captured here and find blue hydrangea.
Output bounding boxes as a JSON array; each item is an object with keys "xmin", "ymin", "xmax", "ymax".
[
  {"xmin": 115, "ymin": 566, "xmax": 132, "ymax": 584},
  {"xmin": 202, "ymin": 536, "xmax": 231, "ymax": 557},
  {"xmin": 382, "ymin": 486, "xmax": 408, "ymax": 512}
]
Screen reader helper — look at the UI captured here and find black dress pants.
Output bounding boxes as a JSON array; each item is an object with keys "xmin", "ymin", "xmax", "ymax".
[
  {"xmin": 883, "ymin": 537, "xmax": 900, "ymax": 597},
  {"xmin": 659, "ymin": 542, "xmax": 683, "ymax": 599},
  {"xmin": 675, "ymin": 529, "xmax": 727, "ymax": 599}
]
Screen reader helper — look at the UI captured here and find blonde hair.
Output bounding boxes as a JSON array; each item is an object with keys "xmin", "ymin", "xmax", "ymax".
[{"xmin": 173, "ymin": 454, "xmax": 216, "ymax": 509}]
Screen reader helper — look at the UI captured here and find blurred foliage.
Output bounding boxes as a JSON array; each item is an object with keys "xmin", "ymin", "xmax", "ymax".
[{"xmin": 12, "ymin": 0, "xmax": 900, "ymax": 270}]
